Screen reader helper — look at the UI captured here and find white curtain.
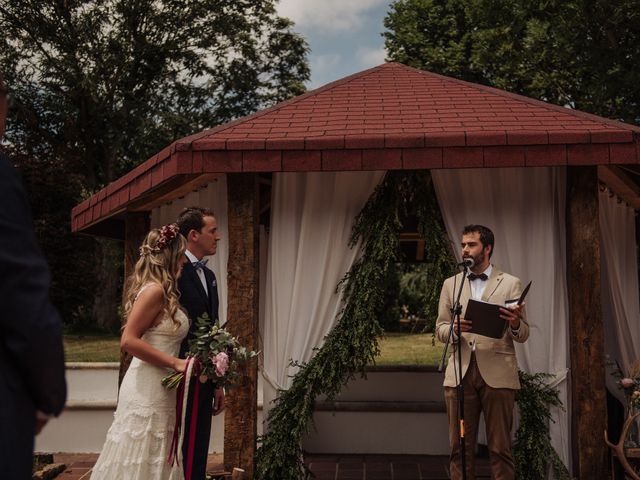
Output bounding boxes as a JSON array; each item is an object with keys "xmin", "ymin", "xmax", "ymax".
[
  {"xmin": 261, "ymin": 171, "xmax": 385, "ymax": 420},
  {"xmin": 150, "ymin": 176, "xmax": 229, "ymax": 325},
  {"xmin": 599, "ymin": 188, "xmax": 640, "ymax": 403},
  {"xmin": 432, "ymin": 167, "xmax": 570, "ymax": 474}
]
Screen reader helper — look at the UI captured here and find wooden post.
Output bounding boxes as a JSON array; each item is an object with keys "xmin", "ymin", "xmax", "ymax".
[
  {"xmin": 119, "ymin": 211, "xmax": 150, "ymax": 386},
  {"xmin": 224, "ymin": 173, "xmax": 259, "ymax": 477},
  {"xmin": 566, "ymin": 166, "xmax": 607, "ymax": 479}
]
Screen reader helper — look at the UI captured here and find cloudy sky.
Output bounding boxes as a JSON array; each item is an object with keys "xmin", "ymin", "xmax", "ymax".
[{"xmin": 276, "ymin": 0, "xmax": 391, "ymax": 89}]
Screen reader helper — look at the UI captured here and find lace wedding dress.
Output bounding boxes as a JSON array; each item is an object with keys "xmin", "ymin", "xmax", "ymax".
[{"xmin": 91, "ymin": 289, "xmax": 189, "ymax": 480}]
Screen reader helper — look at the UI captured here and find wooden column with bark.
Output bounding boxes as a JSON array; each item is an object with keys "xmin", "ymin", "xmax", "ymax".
[
  {"xmin": 566, "ymin": 166, "xmax": 607, "ymax": 479},
  {"xmin": 224, "ymin": 173, "xmax": 259, "ymax": 476},
  {"xmin": 119, "ymin": 211, "xmax": 150, "ymax": 385}
]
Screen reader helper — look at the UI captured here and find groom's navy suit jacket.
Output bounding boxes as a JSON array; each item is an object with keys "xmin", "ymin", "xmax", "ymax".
[
  {"xmin": 178, "ymin": 260, "xmax": 219, "ymax": 479},
  {"xmin": 0, "ymin": 153, "xmax": 67, "ymax": 478}
]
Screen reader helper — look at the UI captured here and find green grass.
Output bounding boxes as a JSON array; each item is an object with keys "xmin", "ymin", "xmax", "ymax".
[
  {"xmin": 374, "ymin": 332, "xmax": 443, "ymax": 366},
  {"xmin": 63, "ymin": 334, "xmax": 121, "ymax": 362},
  {"xmin": 62, "ymin": 331, "xmax": 443, "ymax": 366}
]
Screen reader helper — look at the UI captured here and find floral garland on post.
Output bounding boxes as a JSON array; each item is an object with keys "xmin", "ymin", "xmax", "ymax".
[{"xmin": 254, "ymin": 171, "xmax": 455, "ymax": 479}]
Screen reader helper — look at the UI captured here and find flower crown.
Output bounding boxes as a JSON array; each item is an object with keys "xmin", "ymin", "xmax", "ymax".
[{"xmin": 140, "ymin": 223, "xmax": 180, "ymax": 256}]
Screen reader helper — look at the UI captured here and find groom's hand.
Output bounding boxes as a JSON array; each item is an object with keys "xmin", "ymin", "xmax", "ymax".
[{"xmin": 213, "ymin": 387, "xmax": 225, "ymax": 416}]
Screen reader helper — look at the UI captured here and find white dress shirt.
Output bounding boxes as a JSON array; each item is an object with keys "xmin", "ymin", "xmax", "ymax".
[
  {"xmin": 185, "ymin": 250, "xmax": 208, "ymax": 296},
  {"xmin": 469, "ymin": 264, "xmax": 492, "ymax": 300}
]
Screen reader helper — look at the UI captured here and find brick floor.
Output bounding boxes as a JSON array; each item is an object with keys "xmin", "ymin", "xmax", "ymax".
[
  {"xmin": 47, "ymin": 452, "xmax": 491, "ymax": 479},
  {"xmin": 305, "ymin": 454, "xmax": 492, "ymax": 480},
  {"xmin": 51, "ymin": 453, "xmax": 225, "ymax": 479}
]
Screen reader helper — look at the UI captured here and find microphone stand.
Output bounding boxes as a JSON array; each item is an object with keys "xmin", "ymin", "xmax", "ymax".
[{"xmin": 438, "ymin": 264, "xmax": 469, "ymax": 480}]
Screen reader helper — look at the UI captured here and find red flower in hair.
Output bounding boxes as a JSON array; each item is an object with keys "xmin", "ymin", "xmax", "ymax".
[{"xmin": 156, "ymin": 223, "xmax": 179, "ymax": 251}]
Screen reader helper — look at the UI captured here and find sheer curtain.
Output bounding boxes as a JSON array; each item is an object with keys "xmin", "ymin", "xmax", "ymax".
[
  {"xmin": 599, "ymin": 188, "xmax": 640, "ymax": 402},
  {"xmin": 150, "ymin": 176, "xmax": 229, "ymax": 325},
  {"xmin": 261, "ymin": 171, "xmax": 385, "ymax": 420},
  {"xmin": 432, "ymin": 167, "xmax": 570, "ymax": 473}
]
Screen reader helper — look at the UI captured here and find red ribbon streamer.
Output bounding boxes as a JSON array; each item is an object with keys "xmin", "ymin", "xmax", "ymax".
[
  {"xmin": 167, "ymin": 357, "xmax": 203, "ymax": 480},
  {"xmin": 185, "ymin": 369, "xmax": 201, "ymax": 480}
]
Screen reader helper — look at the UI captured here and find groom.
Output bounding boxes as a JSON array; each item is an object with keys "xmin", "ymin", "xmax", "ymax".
[{"xmin": 176, "ymin": 206, "xmax": 225, "ymax": 479}]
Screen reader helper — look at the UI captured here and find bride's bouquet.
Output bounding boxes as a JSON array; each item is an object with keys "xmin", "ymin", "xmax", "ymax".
[{"xmin": 161, "ymin": 314, "xmax": 258, "ymax": 390}]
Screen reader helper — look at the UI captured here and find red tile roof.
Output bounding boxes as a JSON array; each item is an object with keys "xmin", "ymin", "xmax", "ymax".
[{"xmin": 72, "ymin": 62, "xmax": 640, "ymax": 233}]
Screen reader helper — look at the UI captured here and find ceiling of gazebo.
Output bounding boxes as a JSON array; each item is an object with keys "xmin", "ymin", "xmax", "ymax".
[{"xmin": 72, "ymin": 62, "xmax": 640, "ymax": 235}]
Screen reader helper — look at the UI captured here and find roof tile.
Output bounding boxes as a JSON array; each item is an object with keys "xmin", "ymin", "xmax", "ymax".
[
  {"xmin": 362, "ymin": 149, "xmax": 403, "ymax": 170},
  {"xmin": 567, "ymin": 144, "xmax": 609, "ymax": 165},
  {"xmin": 525, "ymin": 145, "xmax": 567, "ymax": 166},
  {"xmin": 609, "ymin": 143, "xmax": 638, "ymax": 164},
  {"xmin": 283, "ymin": 150, "xmax": 322, "ymax": 171},
  {"xmin": 322, "ymin": 150, "xmax": 362, "ymax": 171}
]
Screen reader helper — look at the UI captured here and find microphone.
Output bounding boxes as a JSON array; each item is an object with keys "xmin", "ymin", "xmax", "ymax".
[{"xmin": 457, "ymin": 257, "xmax": 474, "ymax": 268}]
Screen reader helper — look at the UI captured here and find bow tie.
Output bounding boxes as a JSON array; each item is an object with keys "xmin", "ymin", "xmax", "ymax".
[
  {"xmin": 192, "ymin": 259, "xmax": 208, "ymax": 270},
  {"xmin": 468, "ymin": 272, "xmax": 488, "ymax": 281}
]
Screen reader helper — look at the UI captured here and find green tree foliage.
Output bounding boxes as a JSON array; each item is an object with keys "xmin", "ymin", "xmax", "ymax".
[
  {"xmin": 0, "ymin": 0, "xmax": 309, "ymax": 329},
  {"xmin": 384, "ymin": 0, "xmax": 640, "ymax": 124}
]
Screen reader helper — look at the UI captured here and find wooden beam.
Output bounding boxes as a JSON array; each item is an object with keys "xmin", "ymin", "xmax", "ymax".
[
  {"xmin": 597, "ymin": 165, "xmax": 640, "ymax": 209},
  {"xmin": 128, "ymin": 173, "xmax": 221, "ymax": 212},
  {"xmin": 224, "ymin": 173, "xmax": 259, "ymax": 477},
  {"xmin": 118, "ymin": 211, "xmax": 150, "ymax": 385},
  {"xmin": 566, "ymin": 166, "xmax": 608, "ymax": 479}
]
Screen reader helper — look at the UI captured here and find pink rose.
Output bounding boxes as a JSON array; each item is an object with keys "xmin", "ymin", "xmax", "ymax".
[
  {"xmin": 620, "ymin": 378, "xmax": 635, "ymax": 388},
  {"xmin": 213, "ymin": 352, "xmax": 229, "ymax": 378}
]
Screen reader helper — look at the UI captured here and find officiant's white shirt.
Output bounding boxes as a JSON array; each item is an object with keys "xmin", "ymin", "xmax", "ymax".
[{"xmin": 469, "ymin": 264, "xmax": 492, "ymax": 300}]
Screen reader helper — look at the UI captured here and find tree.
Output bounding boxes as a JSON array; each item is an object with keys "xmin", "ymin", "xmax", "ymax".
[
  {"xmin": 384, "ymin": 0, "xmax": 640, "ymax": 124},
  {"xmin": 0, "ymin": 0, "xmax": 309, "ymax": 330}
]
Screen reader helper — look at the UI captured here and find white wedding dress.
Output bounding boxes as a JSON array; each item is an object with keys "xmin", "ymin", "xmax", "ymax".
[{"xmin": 91, "ymin": 288, "xmax": 189, "ymax": 480}]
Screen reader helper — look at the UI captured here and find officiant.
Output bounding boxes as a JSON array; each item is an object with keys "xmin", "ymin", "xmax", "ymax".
[{"xmin": 434, "ymin": 224, "xmax": 529, "ymax": 480}]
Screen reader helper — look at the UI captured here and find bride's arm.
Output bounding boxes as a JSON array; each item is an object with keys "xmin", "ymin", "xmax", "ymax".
[{"xmin": 120, "ymin": 284, "xmax": 187, "ymax": 372}]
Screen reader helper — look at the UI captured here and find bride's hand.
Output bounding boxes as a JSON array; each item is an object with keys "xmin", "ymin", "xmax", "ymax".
[{"xmin": 174, "ymin": 358, "xmax": 188, "ymax": 373}]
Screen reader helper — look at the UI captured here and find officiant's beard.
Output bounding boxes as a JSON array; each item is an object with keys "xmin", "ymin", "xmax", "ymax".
[{"xmin": 470, "ymin": 251, "xmax": 487, "ymax": 269}]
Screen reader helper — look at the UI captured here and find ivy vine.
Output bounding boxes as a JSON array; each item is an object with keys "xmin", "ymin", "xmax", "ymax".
[{"xmin": 515, "ymin": 371, "xmax": 570, "ymax": 480}]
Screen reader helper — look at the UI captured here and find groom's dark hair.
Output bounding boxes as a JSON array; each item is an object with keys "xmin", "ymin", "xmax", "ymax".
[
  {"xmin": 462, "ymin": 224, "xmax": 495, "ymax": 258},
  {"xmin": 176, "ymin": 206, "xmax": 215, "ymax": 238}
]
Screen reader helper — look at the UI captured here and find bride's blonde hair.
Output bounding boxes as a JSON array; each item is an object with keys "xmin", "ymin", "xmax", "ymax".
[{"xmin": 123, "ymin": 224, "xmax": 187, "ymax": 329}]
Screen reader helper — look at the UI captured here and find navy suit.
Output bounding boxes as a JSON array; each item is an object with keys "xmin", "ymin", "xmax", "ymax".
[
  {"xmin": 0, "ymin": 153, "xmax": 66, "ymax": 479},
  {"xmin": 178, "ymin": 260, "xmax": 219, "ymax": 480}
]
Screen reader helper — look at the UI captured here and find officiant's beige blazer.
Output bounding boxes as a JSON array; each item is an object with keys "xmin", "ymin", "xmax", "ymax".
[{"xmin": 435, "ymin": 266, "xmax": 529, "ymax": 389}]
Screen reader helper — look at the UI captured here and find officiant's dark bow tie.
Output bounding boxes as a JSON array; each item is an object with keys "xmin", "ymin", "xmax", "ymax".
[
  {"xmin": 192, "ymin": 259, "xmax": 208, "ymax": 270},
  {"xmin": 468, "ymin": 273, "xmax": 488, "ymax": 281}
]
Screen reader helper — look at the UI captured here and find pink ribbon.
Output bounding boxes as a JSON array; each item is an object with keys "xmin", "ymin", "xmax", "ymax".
[{"xmin": 167, "ymin": 357, "xmax": 202, "ymax": 479}]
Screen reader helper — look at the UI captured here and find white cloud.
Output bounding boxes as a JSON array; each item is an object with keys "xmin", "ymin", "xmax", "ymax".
[
  {"xmin": 277, "ymin": 0, "xmax": 388, "ymax": 33},
  {"xmin": 309, "ymin": 53, "xmax": 344, "ymax": 87},
  {"xmin": 357, "ymin": 46, "xmax": 387, "ymax": 69}
]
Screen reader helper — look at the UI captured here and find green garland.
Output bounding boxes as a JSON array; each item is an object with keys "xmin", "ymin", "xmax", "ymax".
[
  {"xmin": 515, "ymin": 371, "xmax": 570, "ymax": 479},
  {"xmin": 254, "ymin": 171, "xmax": 455, "ymax": 479}
]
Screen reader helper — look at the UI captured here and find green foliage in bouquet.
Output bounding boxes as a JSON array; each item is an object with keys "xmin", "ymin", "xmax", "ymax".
[
  {"xmin": 514, "ymin": 371, "xmax": 570, "ymax": 480},
  {"xmin": 254, "ymin": 171, "xmax": 455, "ymax": 479},
  {"xmin": 162, "ymin": 314, "xmax": 258, "ymax": 390}
]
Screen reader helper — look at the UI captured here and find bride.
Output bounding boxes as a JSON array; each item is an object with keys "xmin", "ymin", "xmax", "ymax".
[{"xmin": 91, "ymin": 224, "xmax": 189, "ymax": 480}]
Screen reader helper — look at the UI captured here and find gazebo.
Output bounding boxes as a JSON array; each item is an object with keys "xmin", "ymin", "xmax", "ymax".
[{"xmin": 72, "ymin": 62, "xmax": 640, "ymax": 479}]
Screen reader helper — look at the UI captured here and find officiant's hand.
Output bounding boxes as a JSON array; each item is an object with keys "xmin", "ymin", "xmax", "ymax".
[
  {"xmin": 500, "ymin": 303, "xmax": 525, "ymax": 330},
  {"xmin": 213, "ymin": 387, "xmax": 225, "ymax": 416},
  {"xmin": 454, "ymin": 318, "xmax": 472, "ymax": 335}
]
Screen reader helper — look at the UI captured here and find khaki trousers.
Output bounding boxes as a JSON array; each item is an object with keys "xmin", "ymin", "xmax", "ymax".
[{"xmin": 444, "ymin": 354, "xmax": 516, "ymax": 480}]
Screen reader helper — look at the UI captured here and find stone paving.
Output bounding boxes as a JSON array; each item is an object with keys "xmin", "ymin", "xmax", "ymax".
[{"xmin": 46, "ymin": 453, "xmax": 491, "ymax": 479}]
